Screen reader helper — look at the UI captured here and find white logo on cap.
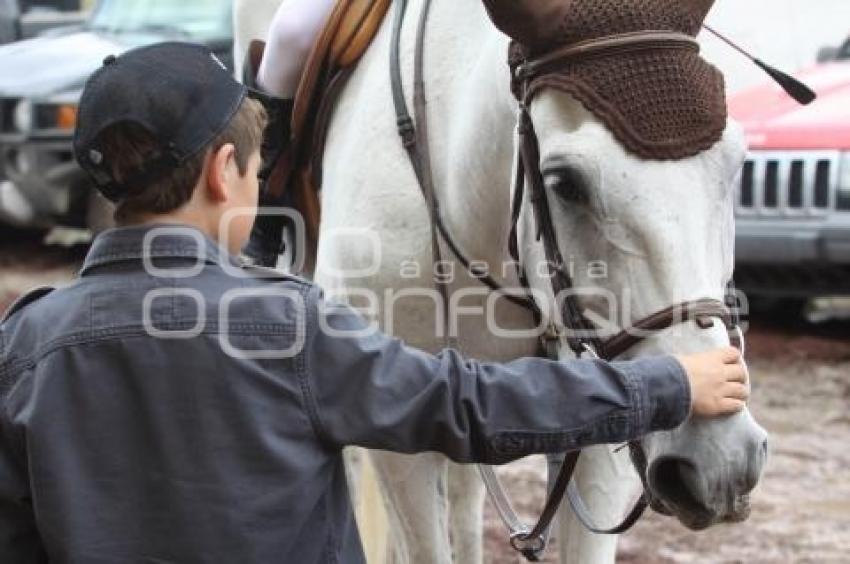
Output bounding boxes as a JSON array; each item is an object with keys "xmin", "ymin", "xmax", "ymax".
[{"xmin": 210, "ymin": 53, "xmax": 227, "ymax": 71}]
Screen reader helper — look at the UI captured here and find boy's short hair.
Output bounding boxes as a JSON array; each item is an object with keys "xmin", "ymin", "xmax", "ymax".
[{"xmin": 97, "ymin": 97, "xmax": 267, "ymax": 224}]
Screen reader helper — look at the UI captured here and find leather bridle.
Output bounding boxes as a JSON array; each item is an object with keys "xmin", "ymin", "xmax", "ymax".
[{"xmin": 389, "ymin": 1, "xmax": 743, "ymax": 561}]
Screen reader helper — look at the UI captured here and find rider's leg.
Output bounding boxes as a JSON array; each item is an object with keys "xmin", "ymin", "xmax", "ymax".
[
  {"xmin": 241, "ymin": 0, "xmax": 334, "ymax": 266},
  {"xmin": 257, "ymin": 0, "xmax": 337, "ymax": 98}
]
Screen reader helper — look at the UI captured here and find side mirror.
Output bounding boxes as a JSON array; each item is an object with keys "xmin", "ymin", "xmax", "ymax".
[{"xmin": 817, "ymin": 46, "xmax": 839, "ymax": 63}]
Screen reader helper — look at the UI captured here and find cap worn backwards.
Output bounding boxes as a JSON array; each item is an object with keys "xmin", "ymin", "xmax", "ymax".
[{"xmin": 73, "ymin": 42, "xmax": 248, "ymax": 203}]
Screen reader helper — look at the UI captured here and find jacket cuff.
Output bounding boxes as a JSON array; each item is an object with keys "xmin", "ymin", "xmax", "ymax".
[{"xmin": 620, "ymin": 356, "xmax": 691, "ymax": 434}]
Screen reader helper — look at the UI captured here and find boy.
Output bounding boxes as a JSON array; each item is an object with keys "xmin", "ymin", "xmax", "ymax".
[{"xmin": 0, "ymin": 43, "xmax": 748, "ymax": 563}]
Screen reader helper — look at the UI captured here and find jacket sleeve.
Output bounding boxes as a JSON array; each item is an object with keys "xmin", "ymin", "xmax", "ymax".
[
  {"xmin": 300, "ymin": 289, "xmax": 691, "ymax": 464},
  {"xmin": 0, "ymin": 409, "xmax": 47, "ymax": 563}
]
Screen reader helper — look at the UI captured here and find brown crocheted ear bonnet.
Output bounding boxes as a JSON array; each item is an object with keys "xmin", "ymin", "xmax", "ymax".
[{"xmin": 484, "ymin": 0, "xmax": 727, "ymax": 160}]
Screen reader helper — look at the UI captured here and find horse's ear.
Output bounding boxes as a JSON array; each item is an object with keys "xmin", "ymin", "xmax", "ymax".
[
  {"xmin": 686, "ymin": 0, "xmax": 717, "ymax": 21},
  {"xmin": 679, "ymin": 0, "xmax": 717, "ymax": 34},
  {"xmin": 481, "ymin": 0, "xmax": 572, "ymax": 50}
]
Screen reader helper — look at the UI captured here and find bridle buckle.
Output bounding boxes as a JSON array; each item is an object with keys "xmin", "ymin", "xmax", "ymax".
[
  {"xmin": 731, "ymin": 325, "xmax": 746, "ymax": 356},
  {"xmin": 509, "ymin": 531, "xmax": 547, "ymax": 562}
]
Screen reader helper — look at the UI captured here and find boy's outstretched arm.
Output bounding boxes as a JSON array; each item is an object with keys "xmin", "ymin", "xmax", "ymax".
[{"xmin": 300, "ymin": 291, "xmax": 728, "ymax": 464}]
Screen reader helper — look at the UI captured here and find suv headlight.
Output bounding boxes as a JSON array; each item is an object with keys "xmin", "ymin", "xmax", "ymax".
[
  {"xmin": 838, "ymin": 152, "xmax": 850, "ymax": 211},
  {"xmin": 34, "ymin": 103, "xmax": 78, "ymax": 132},
  {"xmin": 13, "ymin": 99, "xmax": 33, "ymax": 133},
  {"xmin": 55, "ymin": 104, "xmax": 78, "ymax": 131}
]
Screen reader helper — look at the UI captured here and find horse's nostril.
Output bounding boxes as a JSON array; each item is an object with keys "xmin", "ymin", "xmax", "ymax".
[
  {"xmin": 649, "ymin": 457, "xmax": 711, "ymax": 518},
  {"xmin": 761, "ymin": 439, "xmax": 769, "ymax": 456}
]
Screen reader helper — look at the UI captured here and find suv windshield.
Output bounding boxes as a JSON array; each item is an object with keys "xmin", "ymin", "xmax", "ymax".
[
  {"xmin": 0, "ymin": 0, "xmax": 17, "ymax": 18},
  {"xmin": 89, "ymin": 0, "xmax": 232, "ymax": 42}
]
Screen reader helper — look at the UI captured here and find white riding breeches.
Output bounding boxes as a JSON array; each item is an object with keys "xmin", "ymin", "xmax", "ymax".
[{"xmin": 257, "ymin": 0, "xmax": 337, "ymax": 97}]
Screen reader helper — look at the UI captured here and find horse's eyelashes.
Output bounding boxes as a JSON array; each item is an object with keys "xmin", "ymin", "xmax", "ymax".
[{"xmin": 543, "ymin": 168, "xmax": 589, "ymax": 204}]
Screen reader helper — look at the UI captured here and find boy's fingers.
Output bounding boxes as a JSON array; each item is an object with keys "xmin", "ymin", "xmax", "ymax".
[
  {"xmin": 720, "ymin": 346, "xmax": 742, "ymax": 364},
  {"xmin": 724, "ymin": 363, "xmax": 747, "ymax": 383},
  {"xmin": 723, "ymin": 382, "xmax": 749, "ymax": 401},
  {"xmin": 717, "ymin": 397, "xmax": 746, "ymax": 415}
]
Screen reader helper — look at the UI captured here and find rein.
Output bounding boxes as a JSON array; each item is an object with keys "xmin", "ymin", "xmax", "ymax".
[
  {"xmin": 388, "ymin": 3, "xmax": 742, "ymax": 561},
  {"xmin": 390, "ymin": 0, "xmax": 539, "ymax": 319}
]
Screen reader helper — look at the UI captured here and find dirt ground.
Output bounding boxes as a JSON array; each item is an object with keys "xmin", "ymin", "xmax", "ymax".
[{"xmin": 1, "ymin": 231, "xmax": 848, "ymax": 563}]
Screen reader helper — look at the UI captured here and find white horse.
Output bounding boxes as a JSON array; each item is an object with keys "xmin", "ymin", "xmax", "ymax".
[{"xmin": 235, "ymin": 1, "xmax": 769, "ymax": 562}]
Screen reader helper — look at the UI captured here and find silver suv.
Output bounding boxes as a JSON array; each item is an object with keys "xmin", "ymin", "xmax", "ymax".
[
  {"xmin": 0, "ymin": 0, "xmax": 233, "ymax": 230},
  {"xmin": 1, "ymin": 1, "xmax": 87, "ymax": 45}
]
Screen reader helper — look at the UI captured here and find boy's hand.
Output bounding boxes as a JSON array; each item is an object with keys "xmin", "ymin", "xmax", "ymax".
[{"xmin": 676, "ymin": 347, "xmax": 749, "ymax": 417}]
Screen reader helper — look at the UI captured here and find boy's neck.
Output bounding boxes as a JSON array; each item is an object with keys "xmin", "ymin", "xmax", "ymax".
[{"xmin": 121, "ymin": 212, "xmax": 221, "ymax": 248}]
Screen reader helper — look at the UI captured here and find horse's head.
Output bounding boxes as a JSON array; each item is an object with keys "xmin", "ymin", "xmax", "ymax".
[{"xmin": 485, "ymin": 0, "xmax": 768, "ymax": 530}]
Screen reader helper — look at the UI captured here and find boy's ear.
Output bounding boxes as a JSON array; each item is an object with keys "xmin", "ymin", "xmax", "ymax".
[{"xmin": 206, "ymin": 143, "xmax": 237, "ymax": 203}]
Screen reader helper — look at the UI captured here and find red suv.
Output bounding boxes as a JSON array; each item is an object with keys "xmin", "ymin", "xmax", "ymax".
[{"xmin": 728, "ymin": 34, "xmax": 850, "ymax": 299}]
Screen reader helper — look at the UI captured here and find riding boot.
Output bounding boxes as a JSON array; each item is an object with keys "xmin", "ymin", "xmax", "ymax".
[{"xmin": 241, "ymin": 40, "xmax": 296, "ymax": 267}]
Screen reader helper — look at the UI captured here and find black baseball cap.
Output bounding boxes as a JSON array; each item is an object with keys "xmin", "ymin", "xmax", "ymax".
[{"xmin": 74, "ymin": 42, "xmax": 264, "ymax": 203}]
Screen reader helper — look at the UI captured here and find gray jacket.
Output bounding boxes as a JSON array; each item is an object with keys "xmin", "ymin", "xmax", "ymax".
[{"xmin": 0, "ymin": 224, "xmax": 690, "ymax": 563}]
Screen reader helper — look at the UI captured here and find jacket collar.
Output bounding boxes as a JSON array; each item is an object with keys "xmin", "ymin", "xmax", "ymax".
[{"xmin": 80, "ymin": 224, "xmax": 240, "ymax": 276}]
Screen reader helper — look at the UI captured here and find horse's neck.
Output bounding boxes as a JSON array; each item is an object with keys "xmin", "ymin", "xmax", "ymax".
[{"xmin": 419, "ymin": 0, "xmax": 518, "ymax": 267}]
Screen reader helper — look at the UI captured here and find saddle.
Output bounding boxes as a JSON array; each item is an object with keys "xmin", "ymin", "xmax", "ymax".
[{"xmin": 264, "ymin": 0, "xmax": 391, "ymax": 270}]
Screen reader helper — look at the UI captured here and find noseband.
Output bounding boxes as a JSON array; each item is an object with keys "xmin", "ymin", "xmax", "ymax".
[{"xmin": 389, "ymin": 1, "xmax": 743, "ymax": 561}]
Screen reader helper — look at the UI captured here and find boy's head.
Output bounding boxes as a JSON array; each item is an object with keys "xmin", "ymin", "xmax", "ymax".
[{"xmin": 73, "ymin": 43, "xmax": 269, "ymax": 255}]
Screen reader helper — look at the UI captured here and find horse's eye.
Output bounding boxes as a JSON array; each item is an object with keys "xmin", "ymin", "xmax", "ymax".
[{"xmin": 543, "ymin": 167, "xmax": 589, "ymax": 204}]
